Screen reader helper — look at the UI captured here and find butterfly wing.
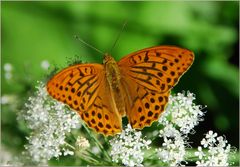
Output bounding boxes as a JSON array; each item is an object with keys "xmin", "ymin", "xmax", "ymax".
[
  {"xmin": 118, "ymin": 46, "xmax": 194, "ymax": 129},
  {"xmin": 120, "ymin": 76, "xmax": 170, "ymax": 129},
  {"xmin": 47, "ymin": 64, "xmax": 122, "ymax": 135},
  {"xmin": 84, "ymin": 77, "xmax": 122, "ymax": 135}
]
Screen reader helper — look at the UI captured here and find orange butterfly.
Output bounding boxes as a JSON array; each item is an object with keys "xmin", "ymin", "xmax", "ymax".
[{"xmin": 47, "ymin": 46, "xmax": 194, "ymax": 136}]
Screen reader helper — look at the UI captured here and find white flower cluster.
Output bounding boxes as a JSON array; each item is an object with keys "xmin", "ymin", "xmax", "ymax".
[
  {"xmin": 159, "ymin": 91, "xmax": 204, "ymax": 134},
  {"xmin": 157, "ymin": 92, "xmax": 204, "ymax": 166},
  {"xmin": 156, "ymin": 124, "xmax": 186, "ymax": 166},
  {"xmin": 195, "ymin": 130, "xmax": 232, "ymax": 166},
  {"xmin": 19, "ymin": 82, "xmax": 81, "ymax": 164},
  {"xmin": 109, "ymin": 124, "xmax": 151, "ymax": 166}
]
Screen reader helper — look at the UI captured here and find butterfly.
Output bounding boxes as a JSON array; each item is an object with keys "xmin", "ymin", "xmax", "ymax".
[{"xmin": 47, "ymin": 46, "xmax": 194, "ymax": 136}]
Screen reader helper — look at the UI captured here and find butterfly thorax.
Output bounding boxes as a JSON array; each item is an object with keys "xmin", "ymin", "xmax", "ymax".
[
  {"xmin": 104, "ymin": 55, "xmax": 121, "ymax": 87},
  {"xmin": 104, "ymin": 54, "xmax": 126, "ymax": 116}
]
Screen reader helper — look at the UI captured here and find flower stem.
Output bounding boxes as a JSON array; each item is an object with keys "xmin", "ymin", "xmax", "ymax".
[
  {"xmin": 64, "ymin": 141, "xmax": 75, "ymax": 150},
  {"xmin": 78, "ymin": 152, "xmax": 99, "ymax": 165},
  {"xmin": 81, "ymin": 122, "xmax": 112, "ymax": 162}
]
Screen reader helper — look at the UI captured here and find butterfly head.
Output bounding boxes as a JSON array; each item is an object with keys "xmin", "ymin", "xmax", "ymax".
[{"xmin": 103, "ymin": 53, "xmax": 116, "ymax": 64}]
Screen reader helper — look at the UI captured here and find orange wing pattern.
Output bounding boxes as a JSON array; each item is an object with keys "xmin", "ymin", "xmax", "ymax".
[
  {"xmin": 47, "ymin": 64, "xmax": 122, "ymax": 135},
  {"xmin": 82, "ymin": 77, "xmax": 122, "ymax": 135},
  {"xmin": 120, "ymin": 75, "xmax": 170, "ymax": 129},
  {"xmin": 118, "ymin": 46, "xmax": 194, "ymax": 129}
]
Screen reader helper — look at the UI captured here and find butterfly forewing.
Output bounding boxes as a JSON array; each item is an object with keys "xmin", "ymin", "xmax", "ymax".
[
  {"xmin": 47, "ymin": 64, "xmax": 103, "ymax": 110},
  {"xmin": 118, "ymin": 46, "xmax": 194, "ymax": 129},
  {"xmin": 118, "ymin": 46, "xmax": 194, "ymax": 93},
  {"xmin": 47, "ymin": 64, "xmax": 122, "ymax": 136}
]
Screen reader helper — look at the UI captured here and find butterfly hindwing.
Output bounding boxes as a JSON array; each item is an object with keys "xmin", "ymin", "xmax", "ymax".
[
  {"xmin": 80, "ymin": 77, "xmax": 122, "ymax": 135},
  {"xmin": 121, "ymin": 76, "xmax": 169, "ymax": 129}
]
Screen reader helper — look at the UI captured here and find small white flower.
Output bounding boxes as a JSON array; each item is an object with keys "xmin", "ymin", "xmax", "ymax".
[
  {"xmin": 92, "ymin": 146, "xmax": 100, "ymax": 154},
  {"xmin": 41, "ymin": 60, "xmax": 50, "ymax": 70},
  {"xmin": 109, "ymin": 124, "xmax": 151, "ymax": 166},
  {"xmin": 4, "ymin": 63, "xmax": 13, "ymax": 72},
  {"xmin": 3, "ymin": 63, "xmax": 13, "ymax": 80},
  {"xmin": 216, "ymin": 136, "xmax": 227, "ymax": 148},
  {"xmin": 1, "ymin": 95, "xmax": 11, "ymax": 105},
  {"xmin": 159, "ymin": 124, "xmax": 180, "ymax": 138},
  {"xmin": 75, "ymin": 136, "xmax": 90, "ymax": 150},
  {"xmin": 1, "ymin": 94, "xmax": 18, "ymax": 109},
  {"xmin": 201, "ymin": 138, "xmax": 209, "ymax": 148},
  {"xmin": 194, "ymin": 146, "xmax": 205, "ymax": 159},
  {"xmin": 205, "ymin": 130, "xmax": 217, "ymax": 144},
  {"xmin": 63, "ymin": 148, "xmax": 74, "ymax": 156},
  {"xmin": 200, "ymin": 131, "xmax": 218, "ymax": 148},
  {"xmin": 4, "ymin": 72, "xmax": 12, "ymax": 80}
]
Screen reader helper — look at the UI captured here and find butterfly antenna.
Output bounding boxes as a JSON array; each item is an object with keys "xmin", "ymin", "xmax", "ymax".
[
  {"xmin": 109, "ymin": 20, "xmax": 128, "ymax": 54},
  {"xmin": 74, "ymin": 35, "xmax": 104, "ymax": 55}
]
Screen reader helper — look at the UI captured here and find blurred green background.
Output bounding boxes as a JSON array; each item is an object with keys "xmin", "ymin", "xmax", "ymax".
[{"xmin": 1, "ymin": 0, "xmax": 239, "ymax": 162}]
